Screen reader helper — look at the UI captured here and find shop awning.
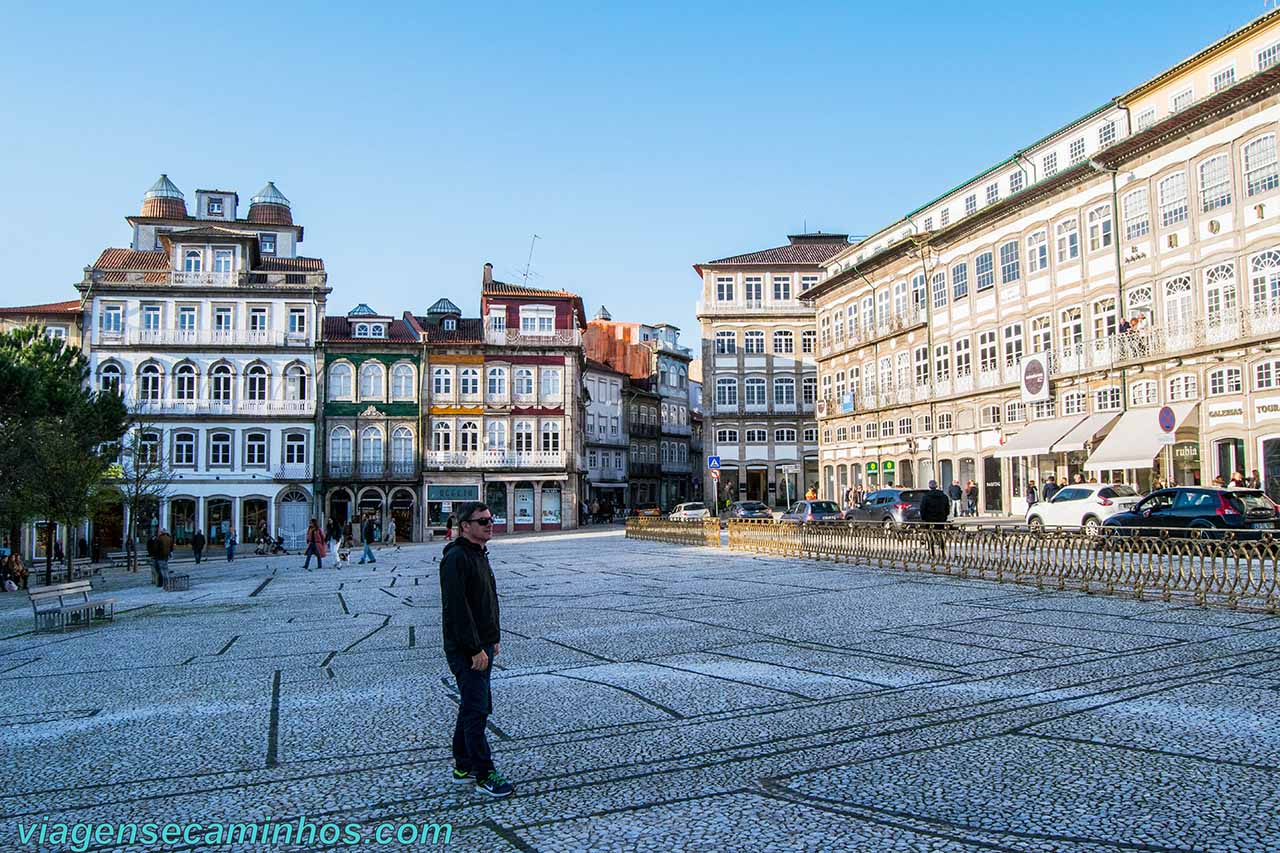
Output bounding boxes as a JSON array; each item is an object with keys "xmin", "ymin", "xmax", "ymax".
[
  {"xmin": 994, "ymin": 417, "xmax": 1086, "ymax": 458},
  {"xmin": 1084, "ymin": 403, "xmax": 1198, "ymax": 471},
  {"xmin": 1050, "ymin": 412, "xmax": 1122, "ymax": 453}
]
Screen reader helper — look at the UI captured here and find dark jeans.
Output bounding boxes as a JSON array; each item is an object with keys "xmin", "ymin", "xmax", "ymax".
[
  {"xmin": 192, "ymin": 548, "xmax": 203, "ymax": 564},
  {"xmin": 153, "ymin": 558, "xmax": 169, "ymax": 587},
  {"xmin": 446, "ymin": 644, "xmax": 496, "ymax": 776},
  {"xmin": 303, "ymin": 543, "xmax": 322, "ymax": 570}
]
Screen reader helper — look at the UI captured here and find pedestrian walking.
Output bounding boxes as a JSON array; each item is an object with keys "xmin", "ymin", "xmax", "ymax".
[
  {"xmin": 226, "ymin": 531, "xmax": 237, "ymax": 562},
  {"xmin": 191, "ymin": 529, "xmax": 205, "ymax": 564},
  {"xmin": 920, "ymin": 480, "xmax": 950, "ymax": 559},
  {"xmin": 359, "ymin": 516, "xmax": 377, "ymax": 564},
  {"xmin": 303, "ymin": 519, "xmax": 325, "ymax": 570},
  {"xmin": 948, "ymin": 480, "xmax": 962, "ymax": 518},
  {"xmin": 1026, "ymin": 481, "xmax": 1038, "ymax": 505},
  {"xmin": 445, "ymin": 514, "xmax": 455, "ymax": 541},
  {"xmin": 440, "ymin": 501, "xmax": 514, "ymax": 798},
  {"xmin": 1042, "ymin": 475, "xmax": 1059, "ymax": 502},
  {"xmin": 965, "ymin": 481, "xmax": 978, "ymax": 516},
  {"xmin": 386, "ymin": 516, "xmax": 398, "ymax": 545},
  {"xmin": 150, "ymin": 528, "xmax": 174, "ymax": 588}
]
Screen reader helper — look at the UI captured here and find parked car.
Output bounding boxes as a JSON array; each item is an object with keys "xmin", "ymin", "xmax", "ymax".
[
  {"xmin": 1026, "ymin": 483, "xmax": 1141, "ymax": 535},
  {"xmin": 780, "ymin": 500, "xmax": 844, "ymax": 523},
  {"xmin": 1102, "ymin": 487, "xmax": 1279, "ymax": 538},
  {"xmin": 726, "ymin": 501, "xmax": 774, "ymax": 520},
  {"xmin": 633, "ymin": 503, "xmax": 663, "ymax": 518},
  {"xmin": 843, "ymin": 489, "xmax": 931, "ymax": 528},
  {"xmin": 669, "ymin": 502, "xmax": 711, "ymax": 520}
]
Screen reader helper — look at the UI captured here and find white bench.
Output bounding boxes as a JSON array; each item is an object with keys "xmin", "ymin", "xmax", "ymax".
[{"xmin": 28, "ymin": 581, "xmax": 116, "ymax": 632}]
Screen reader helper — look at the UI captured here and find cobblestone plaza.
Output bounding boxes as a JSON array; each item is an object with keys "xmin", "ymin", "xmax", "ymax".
[{"xmin": 3, "ymin": 531, "xmax": 1280, "ymax": 851}]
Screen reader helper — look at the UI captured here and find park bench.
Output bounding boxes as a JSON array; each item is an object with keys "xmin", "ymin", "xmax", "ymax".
[
  {"xmin": 107, "ymin": 551, "xmax": 131, "ymax": 570},
  {"xmin": 28, "ymin": 580, "xmax": 116, "ymax": 632},
  {"xmin": 163, "ymin": 571, "xmax": 190, "ymax": 592}
]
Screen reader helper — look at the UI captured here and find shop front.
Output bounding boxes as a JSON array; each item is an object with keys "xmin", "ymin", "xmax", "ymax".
[
  {"xmin": 427, "ymin": 483, "xmax": 480, "ymax": 531},
  {"xmin": 1085, "ymin": 403, "xmax": 1199, "ymax": 491}
]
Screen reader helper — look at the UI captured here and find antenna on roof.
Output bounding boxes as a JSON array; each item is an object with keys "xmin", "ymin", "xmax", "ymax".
[
  {"xmin": 803, "ymin": 218, "xmax": 807, "ymax": 233},
  {"xmin": 522, "ymin": 234, "xmax": 541, "ymax": 286}
]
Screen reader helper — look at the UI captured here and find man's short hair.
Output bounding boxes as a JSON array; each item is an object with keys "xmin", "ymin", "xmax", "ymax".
[{"xmin": 456, "ymin": 501, "xmax": 490, "ymax": 524}]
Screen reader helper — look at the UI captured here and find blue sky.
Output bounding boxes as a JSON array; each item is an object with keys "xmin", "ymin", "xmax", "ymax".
[{"xmin": 0, "ymin": 2, "xmax": 1263, "ymax": 346}]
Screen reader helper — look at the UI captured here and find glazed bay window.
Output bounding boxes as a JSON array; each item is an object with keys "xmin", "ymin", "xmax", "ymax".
[
  {"xmin": 954, "ymin": 338, "xmax": 972, "ymax": 376},
  {"xmin": 773, "ymin": 275, "xmax": 791, "ymax": 301},
  {"xmin": 1095, "ymin": 387, "xmax": 1121, "ymax": 412},
  {"xmin": 714, "ymin": 331, "xmax": 737, "ymax": 354},
  {"xmin": 1026, "ymin": 231, "xmax": 1048, "ymax": 273},
  {"xmin": 1199, "ymin": 155, "xmax": 1232, "ymax": 212},
  {"xmin": 1061, "ymin": 307, "xmax": 1084, "ymax": 347},
  {"xmin": 934, "ymin": 343, "xmax": 950, "ymax": 380},
  {"xmin": 716, "ymin": 276, "xmax": 734, "ymax": 302},
  {"xmin": 1056, "ymin": 219, "xmax": 1079, "ymax": 262},
  {"xmin": 999, "ymin": 240, "xmax": 1020, "ymax": 284},
  {"xmin": 975, "ymin": 251, "xmax": 994, "ymax": 291},
  {"xmin": 1003, "ymin": 323, "xmax": 1023, "ymax": 365},
  {"xmin": 744, "ymin": 276, "xmax": 763, "ymax": 307},
  {"xmin": 1160, "ymin": 172, "xmax": 1188, "ymax": 226},
  {"xmin": 932, "ymin": 271, "xmax": 947, "ymax": 309},
  {"xmin": 1245, "ymin": 135, "xmax": 1279, "ymax": 196},
  {"xmin": 978, "ymin": 331, "xmax": 998, "ymax": 373},
  {"xmin": 1088, "ymin": 204, "xmax": 1113, "ymax": 251},
  {"xmin": 951, "ymin": 262, "xmax": 969, "ymax": 300},
  {"xmin": 519, "ymin": 305, "xmax": 555, "ymax": 335},
  {"xmin": 1122, "ymin": 188, "xmax": 1150, "ymax": 240}
]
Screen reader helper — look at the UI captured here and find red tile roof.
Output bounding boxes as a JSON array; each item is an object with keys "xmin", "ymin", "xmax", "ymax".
[
  {"xmin": 0, "ymin": 299, "xmax": 81, "ymax": 315},
  {"xmin": 140, "ymin": 197, "xmax": 188, "ymax": 219},
  {"xmin": 322, "ymin": 316, "xmax": 419, "ymax": 342},
  {"xmin": 257, "ymin": 256, "xmax": 325, "ymax": 272},
  {"xmin": 483, "ymin": 280, "xmax": 580, "ymax": 299},
  {"xmin": 247, "ymin": 202, "xmax": 293, "ymax": 225},
  {"xmin": 94, "ymin": 248, "xmax": 170, "ymax": 270},
  {"xmin": 703, "ymin": 240, "xmax": 850, "ymax": 266}
]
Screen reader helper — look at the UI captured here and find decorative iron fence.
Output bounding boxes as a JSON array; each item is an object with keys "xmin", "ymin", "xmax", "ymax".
[{"xmin": 625, "ymin": 517, "xmax": 1280, "ymax": 612}]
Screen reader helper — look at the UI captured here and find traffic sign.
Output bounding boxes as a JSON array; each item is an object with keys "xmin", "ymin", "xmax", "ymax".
[
  {"xmin": 1157, "ymin": 433, "xmax": 1176, "ymax": 446},
  {"xmin": 707, "ymin": 456, "xmax": 721, "ymax": 470},
  {"xmin": 709, "ymin": 469, "xmax": 720, "ymax": 480},
  {"xmin": 1158, "ymin": 406, "xmax": 1176, "ymax": 433}
]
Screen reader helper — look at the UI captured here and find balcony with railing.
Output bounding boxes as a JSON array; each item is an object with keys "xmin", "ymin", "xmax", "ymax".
[
  {"xmin": 819, "ymin": 307, "xmax": 928, "ymax": 358},
  {"xmin": 130, "ymin": 397, "xmax": 316, "ymax": 417},
  {"xmin": 171, "ymin": 270, "xmax": 238, "ymax": 287},
  {"xmin": 696, "ymin": 300, "xmax": 814, "ymax": 317},
  {"xmin": 587, "ymin": 467, "xmax": 627, "ymax": 482},
  {"xmin": 86, "ymin": 268, "xmax": 326, "ymax": 289},
  {"xmin": 129, "ymin": 328, "xmax": 297, "ymax": 347},
  {"xmin": 423, "ymin": 449, "xmax": 568, "ymax": 469},
  {"xmin": 484, "ymin": 327, "xmax": 582, "ymax": 347},
  {"xmin": 274, "ymin": 463, "xmax": 312, "ymax": 481}
]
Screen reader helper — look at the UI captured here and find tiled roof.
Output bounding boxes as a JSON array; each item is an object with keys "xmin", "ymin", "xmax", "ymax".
[
  {"xmin": 93, "ymin": 248, "xmax": 170, "ymax": 271},
  {"xmin": 322, "ymin": 316, "xmax": 419, "ymax": 342},
  {"xmin": 421, "ymin": 317, "xmax": 484, "ymax": 344},
  {"xmin": 483, "ymin": 280, "xmax": 580, "ymax": 299},
  {"xmin": 247, "ymin": 203, "xmax": 293, "ymax": 225},
  {"xmin": 140, "ymin": 196, "xmax": 188, "ymax": 219},
  {"xmin": 256, "ymin": 256, "xmax": 324, "ymax": 272},
  {"xmin": 0, "ymin": 299, "xmax": 81, "ymax": 315},
  {"xmin": 704, "ymin": 241, "xmax": 850, "ymax": 266},
  {"xmin": 164, "ymin": 225, "xmax": 258, "ymax": 240}
]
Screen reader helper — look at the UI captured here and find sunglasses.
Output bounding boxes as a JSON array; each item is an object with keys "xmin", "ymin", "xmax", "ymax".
[{"xmin": 464, "ymin": 516, "xmax": 494, "ymax": 526}]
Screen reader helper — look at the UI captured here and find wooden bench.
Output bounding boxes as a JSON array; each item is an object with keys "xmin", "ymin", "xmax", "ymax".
[
  {"xmin": 164, "ymin": 571, "xmax": 190, "ymax": 592},
  {"xmin": 107, "ymin": 551, "xmax": 131, "ymax": 570},
  {"xmin": 28, "ymin": 581, "xmax": 116, "ymax": 632}
]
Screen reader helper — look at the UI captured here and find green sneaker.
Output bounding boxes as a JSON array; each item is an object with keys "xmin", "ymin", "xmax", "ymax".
[
  {"xmin": 451, "ymin": 767, "xmax": 473, "ymax": 784},
  {"xmin": 475, "ymin": 769, "xmax": 515, "ymax": 798}
]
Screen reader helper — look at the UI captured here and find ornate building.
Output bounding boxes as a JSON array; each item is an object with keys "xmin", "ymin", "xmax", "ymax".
[{"xmin": 77, "ymin": 176, "xmax": 328, "ymax": 550}]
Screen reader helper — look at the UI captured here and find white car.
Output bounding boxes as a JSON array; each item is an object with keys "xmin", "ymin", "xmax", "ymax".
[
  {"xmin": 669, "ymin": 502, "xmax": 711, "ymax": 520},
  {"xmin": 1026, "ymin": 483, "xmax": 1142, "ymax": 535}
]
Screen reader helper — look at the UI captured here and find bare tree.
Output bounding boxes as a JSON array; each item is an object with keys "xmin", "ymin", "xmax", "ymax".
[{"xmin": 115, "ymin": 415, "xmax": 174, "ymax": 572}]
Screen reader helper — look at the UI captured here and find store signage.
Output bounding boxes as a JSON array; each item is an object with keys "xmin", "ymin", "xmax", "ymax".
[
  {"xmin": 427, "ymin": 485, "xmax": 480, "ymax": 501},
  {"xmin": 866, "ymin": 462, "xmax": 879, "ymax": 473},
  {"xmin": 883, "ymin": 460, "xmax": 896, "ymax": 472},
  {"xmin": 1257, "ymin": 397, "xmax": 1280, "ymax": 421},
  {"xmin": 839, "ymin": 393, "xmax": 856, "ymax": 414},
  {"xmin": 1206, "ymin": 404, "xmax": 1245, "ymax": 427},
  {"xmin": 1020, "ymin": 354, "xmax": 1050, "ymax": 403}
]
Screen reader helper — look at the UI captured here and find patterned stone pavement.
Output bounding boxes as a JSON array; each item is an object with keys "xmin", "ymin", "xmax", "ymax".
[{"xmin": 3, "ymin": 530, "xmax": 1280, "ymax": 852}]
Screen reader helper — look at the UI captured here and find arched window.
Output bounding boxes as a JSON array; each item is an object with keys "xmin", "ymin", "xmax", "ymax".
[
  {"xmin": 1168, "ymin": 374, "xmax": 1198, "ymax": 401},
  {"xmin": 1126, "ymin": 285, "xmax": 1153, "ymax": 319},
  {"xmin": 541, "ymin": 421, "xmax": 561, "ymax": 453},
  {"xmin": 1205, "ymin": 263, "xmax": 1238, "ymax": 320},
  {"xmin": 458, "ymin": 421, "xmax": 479, "ymax": 452},
  {"xmin": 513, "ymin": 420, "xmax": 534, "ymax": 453},
  {"xmin": 431, "ymin": 421, "xmax": 451, "ymax": 452},
  {"xmin": 773, "ymin": 330, "xmax": 794, "ymax": 354},
  {"xmin": 138, "ymin": 363, "xmax": 162, "ymax": 401},
  {"xmin": 432, "ymin": 366, "xmax": 452, "ymax": 396},
  {"xmin": 744, "ymin": 330, "xmax": 765, "ymax": 354},
  {"xmin": 330, "ymin": 426, "xmax": 352, "ymax": 461},
  {"xmin": 1251, "ymin": 250, "xmax": 1280, "ymax": 310},
  {"xmin": 360, "ymin": 425, "xmax": 384, "ymax": 461},
  {"xmin": 744, "ymin": 377, "xmax": 766, "ymax": 406},
  {"xmin": 1164, "ymin": 275, "xmax": 1193, "ymax": 330},
  {"xmin": 514, "ymin": 368, "xmax": 534, "ymax": 396},
  {"xmin": 715, "ymin": 331, "xmax": 737, "ymax": 354},
  {"xmin": 802, "ymin": 375, "xmax": 817, "ymax": 405},
  {"xmin": 716, "ymin": 428, "xmax": 738, "ymax": 443},
  {"xmin": 137, "ymin": 430, "xmax": 161, "ymax": 464},
  {"xmin": 1129, "ymin": 380, "xmax": 1158, "ymax": 407},
  {"xmin": 354, "ymin": 323, "xmax": 370, "ymax": 338},
  {"xmin": 328, "ymin": 362, "xmax": 353, "ymax": 400},
  {"xmin": 486, "ymin": 420, "xmax": 507, "ymax": 450},
  {"xmin": 285, "ymin": 364, "xmax": 308, "ymax": 401},
  {"xmin": 487, "ymin": 367, "xmax": 507, "ymax": 396},
  {"xmin": 174, "ymin": 363, "xmax": 197, "ymax": 400},
  {"xmin": 460, "ymin": 368, "xmax": 480, "ymax": 396},
  {"xmin": 205, "ymin": 363, "xmax": 232, "ymax": 402},
  {"xmin": 359, "ymin": 361, "xmax": 384, "ymax": 400},
  {"xmin": 1209, "ymin": 366, "xmax": 1243, "ymax": 396},
  {"xmin": 661, "ymin": 442, "xmax": 670, "ymax": 464},
  {"xmin": 391, "ymin": 363, "xmax": 415, "ymax": 399},
  {"xmin": 540, "ymin": 368, "xmax": 562, "ymax": 398},
  {"xmin": 245, "ymin": 364, "xmax": 268, "ymax": 401},
  {"xmin": 100, "ymin": 363, "xmax": 122, "ymax": 395},
  {"xmin": 183, "ymin": 249, "xmax": 202, "ymax": 272},
  {"xmin": 391, "ymin": 427, "xmax": 414, "ymax": 462},
  {"xmin": 1088, "ymin": 204, "xmax": 1113, "ymax": 251},
  {"xmin": 716, "ymin": 377, "xmax": 738, "ymax": 407},
  {"xmin": 284, "ymin": 433, "xmax": 307, "ymax": 465},
  {"xmin": 773, "ymin": 376, "xmax": 795, "ymax": 405},
  {"xmin": 245, "ymin": 431, "xmax": 268, "ymax": 466}
]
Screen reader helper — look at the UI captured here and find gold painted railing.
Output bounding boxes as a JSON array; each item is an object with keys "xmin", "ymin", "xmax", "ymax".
[
  {"xmin": 624, "ymin": 517, "xmax": 720, "ymax": 547},
  {"xmin": 725, "ymin": 521, "xmax": 1280, "ymax": 612}
]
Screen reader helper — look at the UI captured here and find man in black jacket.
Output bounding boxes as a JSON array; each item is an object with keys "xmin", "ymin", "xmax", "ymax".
[
  {"xmin": 920, "ymin": 480, "xmax": 951, "ymax": 559},
  {"xmin": 439, "ymin": 501, "xmax": 514, "ymax": 798}
]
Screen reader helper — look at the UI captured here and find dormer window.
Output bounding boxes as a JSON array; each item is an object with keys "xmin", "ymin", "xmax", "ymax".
[
  {"xmin": 519, "ymin": 305, "xmax": 555, "ymax": 335},
  {"xmin": 183, "ymin": 250, "xmax": 202, "ymax": 272},
  {"xmin": 259, "ymin": 233, "xmax": 276, "ymax": 255},
  {"xmin": 443, "ymin": 318, "xmax": 457, "ymax": 331},
  {"xmin": 354, "ymin": 323, "xmax": 370, "ymax": 338},
  {"xmin": 208, "ymin": 197, "xmax": 224, "ymax": 216},
  {"xmin": 370, "ymin": 324, "xmax": 386, "ymax": 337},
  {"xmin": 214, "ymin": 249, "xmax": 233, "ymax": 273}
]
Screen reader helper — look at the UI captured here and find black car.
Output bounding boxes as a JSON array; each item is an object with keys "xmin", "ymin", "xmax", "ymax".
[
  {"xmin": 726, "ymin": 501, "xmax": 774, "ymax": 520},
  {"xmin": 1102, "ymin": 487, "xmax": 1279, "ymax": 538},
  {"xmin": 843, "ymin": 488, "xmax": 931, "ymax": 528}
]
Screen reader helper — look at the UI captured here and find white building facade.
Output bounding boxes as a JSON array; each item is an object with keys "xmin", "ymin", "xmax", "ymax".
[{"xmin": 79, "ymin": 176, "xmax": 329, "ymax": 550}]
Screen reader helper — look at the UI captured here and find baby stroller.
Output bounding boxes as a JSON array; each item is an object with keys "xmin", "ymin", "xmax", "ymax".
[{"xmin": 268, "ymin": 535, "xmax": 289, "ymax": 555}]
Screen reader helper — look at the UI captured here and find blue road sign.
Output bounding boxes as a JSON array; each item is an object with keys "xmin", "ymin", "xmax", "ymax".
[{"xmin": 707, "ymin": 456, "xmax": 721, "ymax": 470}]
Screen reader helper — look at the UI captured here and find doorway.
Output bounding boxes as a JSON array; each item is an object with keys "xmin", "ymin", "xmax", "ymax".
[
  {"xmin": 1214, "ymin": 438, "xmax": 1245, "ymax": 483},
  {"xmin": 746, "ymin": 468, "xmax": 768, "ymax": 503},
  {"xmin": 982, "ymin": 456, "xmax": 1002, "ymax": 514}
]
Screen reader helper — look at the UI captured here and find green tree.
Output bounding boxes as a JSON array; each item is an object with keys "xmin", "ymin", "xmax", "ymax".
[{"xmin": 0, "ymin": 326, "xmax": 127, "ymax": 584}]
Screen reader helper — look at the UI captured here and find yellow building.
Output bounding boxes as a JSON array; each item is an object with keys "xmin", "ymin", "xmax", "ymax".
[{"xmin": 0, "ymin": 299, "xmax": 84, "ymax": 348}]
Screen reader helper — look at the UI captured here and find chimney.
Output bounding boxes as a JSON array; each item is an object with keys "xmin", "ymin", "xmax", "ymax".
[{"xmin": 482, "ymin": 262, "xmax": 493, "ymax": 286}]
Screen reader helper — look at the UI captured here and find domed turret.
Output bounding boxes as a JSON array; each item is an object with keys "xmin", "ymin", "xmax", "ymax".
[
  {"xmin": 247, "ymin": 181, "xmax": 293, "ymax": 225},
  {"xmin": 140, "ymin": 174, "xmax": 187, "ymax": 218}
]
